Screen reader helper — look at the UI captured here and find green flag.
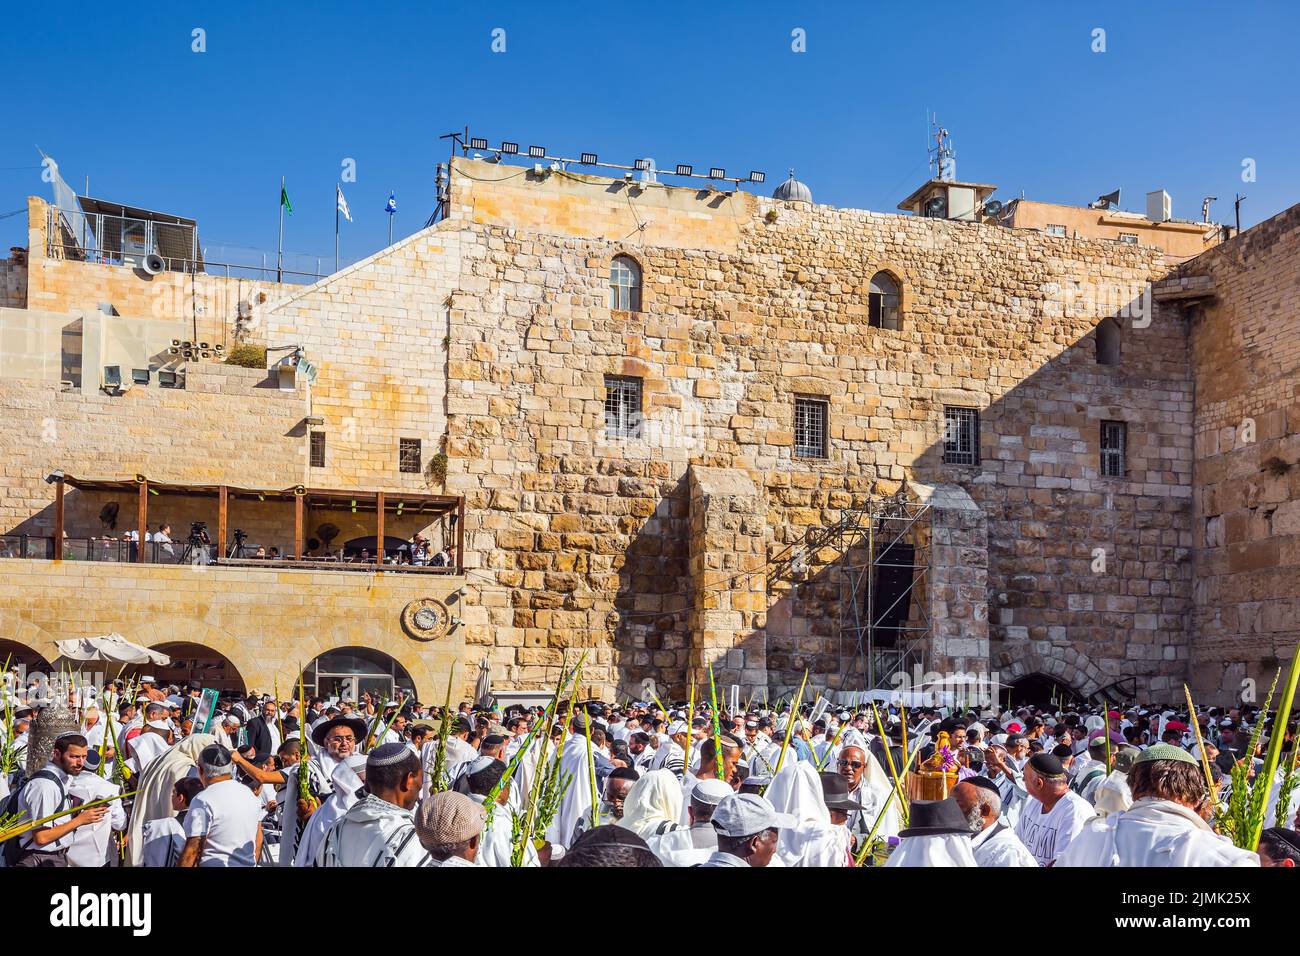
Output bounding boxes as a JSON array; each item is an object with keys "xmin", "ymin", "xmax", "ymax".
[{"xmin": 280, "ymin": 184, "xmax": 293, "ymax": 215}]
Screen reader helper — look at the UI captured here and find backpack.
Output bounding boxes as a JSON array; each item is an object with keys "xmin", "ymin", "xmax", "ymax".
[{"xmin": 1, "ymin": 769, "xmax": 68, "ymax": 866}]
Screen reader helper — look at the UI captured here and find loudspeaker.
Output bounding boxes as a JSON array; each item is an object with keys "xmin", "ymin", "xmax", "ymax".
[
  {"xmin": 141, "ymin": 253, "xmax": 165, "ymax": 275},
  {"xmin": 869, "ymin": 541, "xmax": 915, "ymax": 648}
]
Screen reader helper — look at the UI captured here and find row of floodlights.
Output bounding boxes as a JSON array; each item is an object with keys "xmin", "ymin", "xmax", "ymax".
[
  {"xmin": 168, "ymin": 339, "xmax": 224, "ymax": 360},
  {"xmin": 467, "ymin": 137, "xmax": 765, "ymax": 184}
]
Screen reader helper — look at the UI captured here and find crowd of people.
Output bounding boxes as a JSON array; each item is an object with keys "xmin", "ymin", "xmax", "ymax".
[{"xmin": 2, "ymin": 674, "xmax": 1299, "ymax": 868}]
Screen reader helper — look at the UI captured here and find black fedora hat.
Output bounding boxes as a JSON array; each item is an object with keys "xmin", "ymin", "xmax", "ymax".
[
  {"xmin": 897, "ymin": 798, "xmax": 971, "ymax": 837},
  {"xmin": 819, "ymin": 772, "xmax": 864, "ymax": 812},
  {"xmin": 311, "ymin": 715, "xmax": 368, "ymax": 747}
]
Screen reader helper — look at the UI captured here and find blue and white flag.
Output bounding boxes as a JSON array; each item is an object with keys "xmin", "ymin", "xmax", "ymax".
[
  {"xmin": 384, "ymin": 192, "xmax": 397, "ymax": 214},
  {"xmin": 336, "ymin": 184, "xmax": 352, "ymax": 222}
]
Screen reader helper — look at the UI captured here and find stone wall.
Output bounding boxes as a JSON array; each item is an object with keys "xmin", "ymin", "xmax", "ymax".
[
  {"xmin": 1185, "ymin": 204, "xmax": 1300, "ymax": 703},
  {"xmin": 426, "ymin": 157, "xmax": 1194, "ymax": 699},
  {"xmin": 0, "ymin": 560, "xmax": 466, "ymax": 702}
]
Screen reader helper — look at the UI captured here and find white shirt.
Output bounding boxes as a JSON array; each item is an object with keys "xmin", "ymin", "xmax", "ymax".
[
  {"xmin": 183, "ymin": 777, "xmax": 263, "ymax": 867},
  {"xmin": 141, "ymin": 815, "xmax": 187, "ymax": 868},
  {"xmin": 970, "ymin": 819, "xmax": 1037, "ymax": 867},
  {"xmin": 1014, "ymin": 789, "xmax": 1094, "ymax": 866},
  {"xmin": 66, "ymin": 772, "xmax": 126, "ymax": 867},
  {"xmin": 1056, "ymin": 798, "xmax": 1259, "ymax": 867},
  {"xmin": 16, "ymin": 762, "xmax": 73, "ymax": 852}
]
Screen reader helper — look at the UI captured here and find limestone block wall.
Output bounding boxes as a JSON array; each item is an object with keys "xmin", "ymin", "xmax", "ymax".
[
  {"xmin": 1185, "ymin": 204, "xmax": 1300, "ymax": 703},
  {"xmin": 0, "ymin": 560, "xmax": 467, "ymax": 702},
  {"xmin": 433, "ymin": 158, "xmax": 1194, "ymax": 699}
]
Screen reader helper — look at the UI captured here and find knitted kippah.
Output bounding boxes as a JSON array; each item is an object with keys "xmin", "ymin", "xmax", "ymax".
[{"xmin": 366, "ymin": 742, "xmax": 413, "ymax": 768}]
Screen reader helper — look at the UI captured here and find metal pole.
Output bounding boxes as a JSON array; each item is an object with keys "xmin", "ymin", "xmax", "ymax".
[
  {"xmin": 277, "ymin": 176, "xmax": 285, "ymax": 283},
  {"xmin": 335, "ymin": 185, "xmax": 339, "ymax": 274}
]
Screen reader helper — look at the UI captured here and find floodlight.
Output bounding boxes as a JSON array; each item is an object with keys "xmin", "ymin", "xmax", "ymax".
[
  {"xmin": 580, "ymin": 152, "xmax": 598, "ymax": 165},
  {"xmin": 749, "ymin": 170, "xmax": 766, "ymax": 183},
  {"xmin": 709, "ymin": 167, "xmax": 725, "ymax": 180},
  {"xmin": 675, "ymin": 164, "xmax": 693, "ymax": 177},
  {"xmin": 500, "ymin": 142, "xmax": 519, "ymax": 155},
  {"xmin": 469, "ymin": 137, "xmax": 489, "ymax": 150},
  {"xmin": 634, "ymin": 158, "xmax": 650, "ymax": 171},
  {"xmin": 528, "ymin": 145, "xmax": 546, "ymax": 158}
]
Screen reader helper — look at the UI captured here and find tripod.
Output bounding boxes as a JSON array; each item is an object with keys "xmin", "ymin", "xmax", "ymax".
[
  {"xmin": 227, "ymin": 535, "xmax": 250, "ymax": 559},
  {"xmin": 179, "ymin": 534, "xmax": 211, "ymax": 565}
]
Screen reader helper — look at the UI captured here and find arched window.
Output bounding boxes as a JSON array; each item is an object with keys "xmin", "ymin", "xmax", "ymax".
[
  {"xmin": 609, "ymin": 255, "xmax": 642, "ymax": 312},
  {"xmin": 1096, "ymin": 318, "xmax": 1121, "ymax": 365},
  {"xmin": 869, "ymin": 272, "xmax": 901, "ymax": 329}
]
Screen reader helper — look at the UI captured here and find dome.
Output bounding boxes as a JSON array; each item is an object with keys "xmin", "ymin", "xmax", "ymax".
[{"xmin": 772, "ymin": 168, "xmax": 812, "ymax": 203}]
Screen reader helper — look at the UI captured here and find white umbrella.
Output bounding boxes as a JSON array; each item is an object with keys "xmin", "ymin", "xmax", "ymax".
[
  {"xmin": 474, "ymin": 656, "xmax": 492, "ymax": 707},
  {"xmin": 55, "ymin": 633, "xmax": 171, "ymax": 667}
]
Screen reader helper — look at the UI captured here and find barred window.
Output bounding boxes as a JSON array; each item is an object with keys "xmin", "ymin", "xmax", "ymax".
[
  {"xmin": 794, "ymin": 397, "xmax": 828, "ymax": 459},
  {"xmin": 1118, "ymin": 232, "xmax": 1139, "ymax": 244},
  {"xmin": 399, "ymin": 437, "xmax": 422, "ymax": 474},
  {"xmin": 868, "ymin": 272, "xmax": 901, "ymax": 330},
  {"xmin": 1045, "ymin": 224, "xmax": 1067, "ymax": 237},
  {"xmin": 609, "ymin": 255, "xmax": 642, "ymax": 312},
  {"xmin": 310, "ymin": 431, "xmax": 326, "ymax": 468},
  {"xmin": 943, "ymin": 406, "xmax": 980, "ymax": 465},
  {"xmin": 605, "ymin": 376, "xmax": 642, "ymax": 439},
  {"xmin": 1101, "ymin": 420, "xmax": 1127, "ymax": 477}
]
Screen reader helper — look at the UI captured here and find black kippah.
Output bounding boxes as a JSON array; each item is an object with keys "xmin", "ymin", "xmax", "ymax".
[
  {"xmin": 1027, "ymin": 752, "xmax": 1066, "ymax": 778},
  {"xmin": 965, "ymin": 775, "xmax": 1002, "ymax": 797}
]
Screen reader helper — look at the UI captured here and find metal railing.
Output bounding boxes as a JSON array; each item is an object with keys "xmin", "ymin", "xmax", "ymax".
[
  {"xmin": 45, "ymin": 208, "xmax": 335, "ymax": 284},
  {"xmin": 0, "ymin": 535, "xmax": 461, "ymax": 573}
]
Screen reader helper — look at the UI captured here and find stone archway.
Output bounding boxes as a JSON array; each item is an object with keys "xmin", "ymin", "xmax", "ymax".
[
  {"xmin": 0, "ymin": 611, "xmax": 61, "ymax": 671},
  {"xmin": 995, "ymin": 644, "xmax": 1106, "ymax": 701}
]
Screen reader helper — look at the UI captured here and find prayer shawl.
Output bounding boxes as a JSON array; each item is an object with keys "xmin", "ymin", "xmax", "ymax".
[
  {"xmin": 125, "ymin": 733, "xmax": 216, "ymax": 867},
  {"xmin": 885, "ymin": 833, "xmax": 977, "ymax": 867},
  {"xmin": 766, "ymin": 762, "xmax": 852, "ymax": 867},
  {"xmin": 648, "ymin": 822, "xmax": 717, "ymax": 867},
  {"xmin": 1093, "ymin": 770, "xmax": 1132, "ymax": 817},
  {"xmin": 617, "ymin": 769, "xmax": 683, "ymax": 841},
  {"xmin": 470, "ymin": 792, "xmax": 539, "ymax": 867},
  {"xmin": 315, "ymin": 794, "xmax": 426, "ymax": 867},
  {"xmin": 548, "ymin": 732, "xmax": 596, "ymax": 848},
  {"xmin": 293, "ymin": 755, "xmax": 365, "ymax": 867},
  {"xmin": 970, "ymin": 819, "xmax": 1037, "ymax": 867},
  {"xmin": 129, "ymin": 727, "xmax": 170, "ymax": 776},
  {"xmin": 420, "ymin": 735, "xmax": 477, "ymax": 799},
  {"xmin": 1055, "ymin": 797, "xmax": 1259, "ymax": 867},
  {"xmin": 67, "ymin": 771, "xmax": 126, "ymax": 867},
  {"xmin": 277, "ymin": 751, "xmax": 339, "ymax": 867}
]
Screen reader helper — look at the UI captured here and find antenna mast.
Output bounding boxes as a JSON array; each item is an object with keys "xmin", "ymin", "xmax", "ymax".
[{"xmin": 929, "ymin": 114, "xmax": 955, "ymax": 182}]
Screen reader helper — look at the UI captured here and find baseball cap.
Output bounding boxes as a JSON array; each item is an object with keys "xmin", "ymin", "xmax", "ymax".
[{"xmin": 710, "ymin": 793, "xmax": 794, "ymax": 838}]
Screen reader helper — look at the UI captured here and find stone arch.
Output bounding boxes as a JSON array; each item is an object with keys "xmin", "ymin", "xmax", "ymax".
[
  {"xmin": 0, "ymin": 610, "xmax": 61, "ymax": 671},
  {"xmin": 995, "ymin": 644, "xmax": 1106, "ymax": 700}
]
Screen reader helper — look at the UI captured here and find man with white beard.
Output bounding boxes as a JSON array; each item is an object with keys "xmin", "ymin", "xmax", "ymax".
[
  {"xmin": 884, "ymin": 798, "xmax": 977, "ymax": 867},
  {"xmin": 952, "ymin": 778, "xmax": 1036, "ymax": 867}
]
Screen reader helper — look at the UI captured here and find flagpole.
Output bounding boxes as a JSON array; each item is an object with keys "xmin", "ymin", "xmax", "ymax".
[
  {"xmin": 277, "ymin": 175, "xmax": 285, "ymax": 284},
  {"xmin": 335, "ymin": 184, "xmax": 339, "ymax": 274}
]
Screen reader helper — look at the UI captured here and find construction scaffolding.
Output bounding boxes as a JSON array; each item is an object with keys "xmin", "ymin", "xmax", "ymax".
[{"xmin": 831, "ymin": 490, "xmax": 934, "ymax": 692}]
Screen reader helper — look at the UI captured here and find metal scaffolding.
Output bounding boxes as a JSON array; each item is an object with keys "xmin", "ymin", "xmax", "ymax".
[{"xmin": 830, "ymin": 490, "xmax": 934, "ymax": 692}]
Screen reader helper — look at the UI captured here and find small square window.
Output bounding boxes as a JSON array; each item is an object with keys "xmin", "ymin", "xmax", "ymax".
[
  {"xmin": 1045, "ymin": 224, "xmax": 1067, "ymax": 237},
  {"xmin": 310, "ymin": 431, "xmax": 326, "ymax": 468},
  {"xmin": 1101, "ymin": 420, "xmax": 1127, "ymax": 477},
  {"xmin": 1118, "ymin": 232, "xmax": 1139, "ymax": 244},
  {"xmin": 399, "ymin": 438, "xmax": 422, "ymax": 474},
  {"xmin": 943, "ymin": 406, "xmax": 980, "ymax": 465},
  {"xmin": 605, "ymin": 376, "xmax": 643, "ymax": 439},
  {"xmin": 794, "ymin": 397, "xmax": 828, "ymax": 459}
]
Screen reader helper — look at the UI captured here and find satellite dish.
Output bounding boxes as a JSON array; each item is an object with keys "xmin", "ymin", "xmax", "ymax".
[{"xmin": 983, "ymin": 199, "xmax": 1004, "ymax": 218}]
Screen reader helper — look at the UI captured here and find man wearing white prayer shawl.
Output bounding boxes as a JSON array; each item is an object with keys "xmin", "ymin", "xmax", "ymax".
[
  {"xmin": 316, "ymin": 743, "xmax": 427, "ymax": 867},
  {"xmin": 293, "ymin": 752, "xmax": 367, "ymax": 866},
  {"xmin": 836, "ymin": 744, "xmax": 900, "ymax": 843},
  {"xmin": 764, "ymin": 761, "xmax": 852, "ymax": 866},
  {"xmin": 649, "ymin": 778, "xmax": 729, "ymax": 866},
  {"xmin": 278, "ymin": 714, "xmax": 366, "ymax": 867},
  {"xmin": 884, "ymin": 798, "xmax": 977, "ymax": 867},
  {"xmin": 617, "ymin": 768, "xmax": 684, "ymax": 842},
  {"xmin": 953, "ymin": 779, "xmax": 1036, "ymax": 867},
  {"xmin": 420, "ymin": 714, "xmax": 477, "ymax": 799},
  {"xmin": 1094, "ymin": 746, "xmax": 1139, "ymax": 817},
  {"xmin": 548, "ymin": 711, "xmax": 597, "ymax": 848},
  {"xmin": 459, "ymin": 756, "xmax": 541, "ymax": 866},
  {"xmin": 1056, "ymin": 745, "xmax": 1259, "ymax": 867}
]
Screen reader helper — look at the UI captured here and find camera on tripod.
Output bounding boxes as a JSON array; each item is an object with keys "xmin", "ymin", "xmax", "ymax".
[{"xmin": 188, "ymin": 520, "xmax": 208, "ymax": 544}]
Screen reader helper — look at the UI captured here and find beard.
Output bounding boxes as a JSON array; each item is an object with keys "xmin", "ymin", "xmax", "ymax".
[{"xmin": 964, "ymin": 804, "xmax": 986, "ymax": 835}]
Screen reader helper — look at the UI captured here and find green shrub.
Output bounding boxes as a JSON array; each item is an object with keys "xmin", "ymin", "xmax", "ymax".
[{"xmin": 225, "ymin": 344, "xmax": 267, "ymax": 368}]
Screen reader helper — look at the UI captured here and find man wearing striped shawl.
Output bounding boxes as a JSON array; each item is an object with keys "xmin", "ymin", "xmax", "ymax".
[{"xmin": 315, "ymin": 743, "xmax": 428, "ymax": 867}]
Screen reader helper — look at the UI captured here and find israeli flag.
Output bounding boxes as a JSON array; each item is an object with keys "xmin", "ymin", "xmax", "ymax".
[
  {"xmin": 384, "ymin": 192, "xmax": 397, "ymax": 214},
  {"xmin": 336, "ymin": 184, "xmax": 352, "ymax": 222}
]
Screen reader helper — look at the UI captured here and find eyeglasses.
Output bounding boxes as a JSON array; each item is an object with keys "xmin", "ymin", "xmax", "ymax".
[
  {"xmin": 837, "ymin": 759, "xmax": 864, "ymax": 769},
  {"xmin": 325, "ymin": 735, "xmax": 355, "ymax": 744}
]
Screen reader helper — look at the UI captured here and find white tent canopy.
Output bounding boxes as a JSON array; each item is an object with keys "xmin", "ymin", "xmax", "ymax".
[{"xmin": 55, "ymin": 633, "xmax": 171, "ymax": 666}]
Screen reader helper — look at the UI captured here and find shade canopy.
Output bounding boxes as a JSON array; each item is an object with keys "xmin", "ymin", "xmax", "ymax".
[{"xmin": 55, "ymin": 633, "xmax": 172, "ymax": 666}]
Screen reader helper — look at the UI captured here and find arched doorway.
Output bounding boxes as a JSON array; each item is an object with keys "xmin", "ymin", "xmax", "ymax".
[
  {"xmin": 304, "ymin": 647, "xmax": 415, "ymax": 704},
  {"xmin": 0, "ymin": 639, "xmax": 54, "ymax": 675},
  {"xmin": 1006, "ymin": 673, "xmax": 1084, "ymax": 709},
  {"xmin": 152, "ymin": 642, "xmax": 247, "ymax": 695}
]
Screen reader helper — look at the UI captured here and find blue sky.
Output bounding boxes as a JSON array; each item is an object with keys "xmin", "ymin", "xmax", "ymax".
[{"xmin": 2, "ymin": 1, "xmax": 1294, "ymax": 270}]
